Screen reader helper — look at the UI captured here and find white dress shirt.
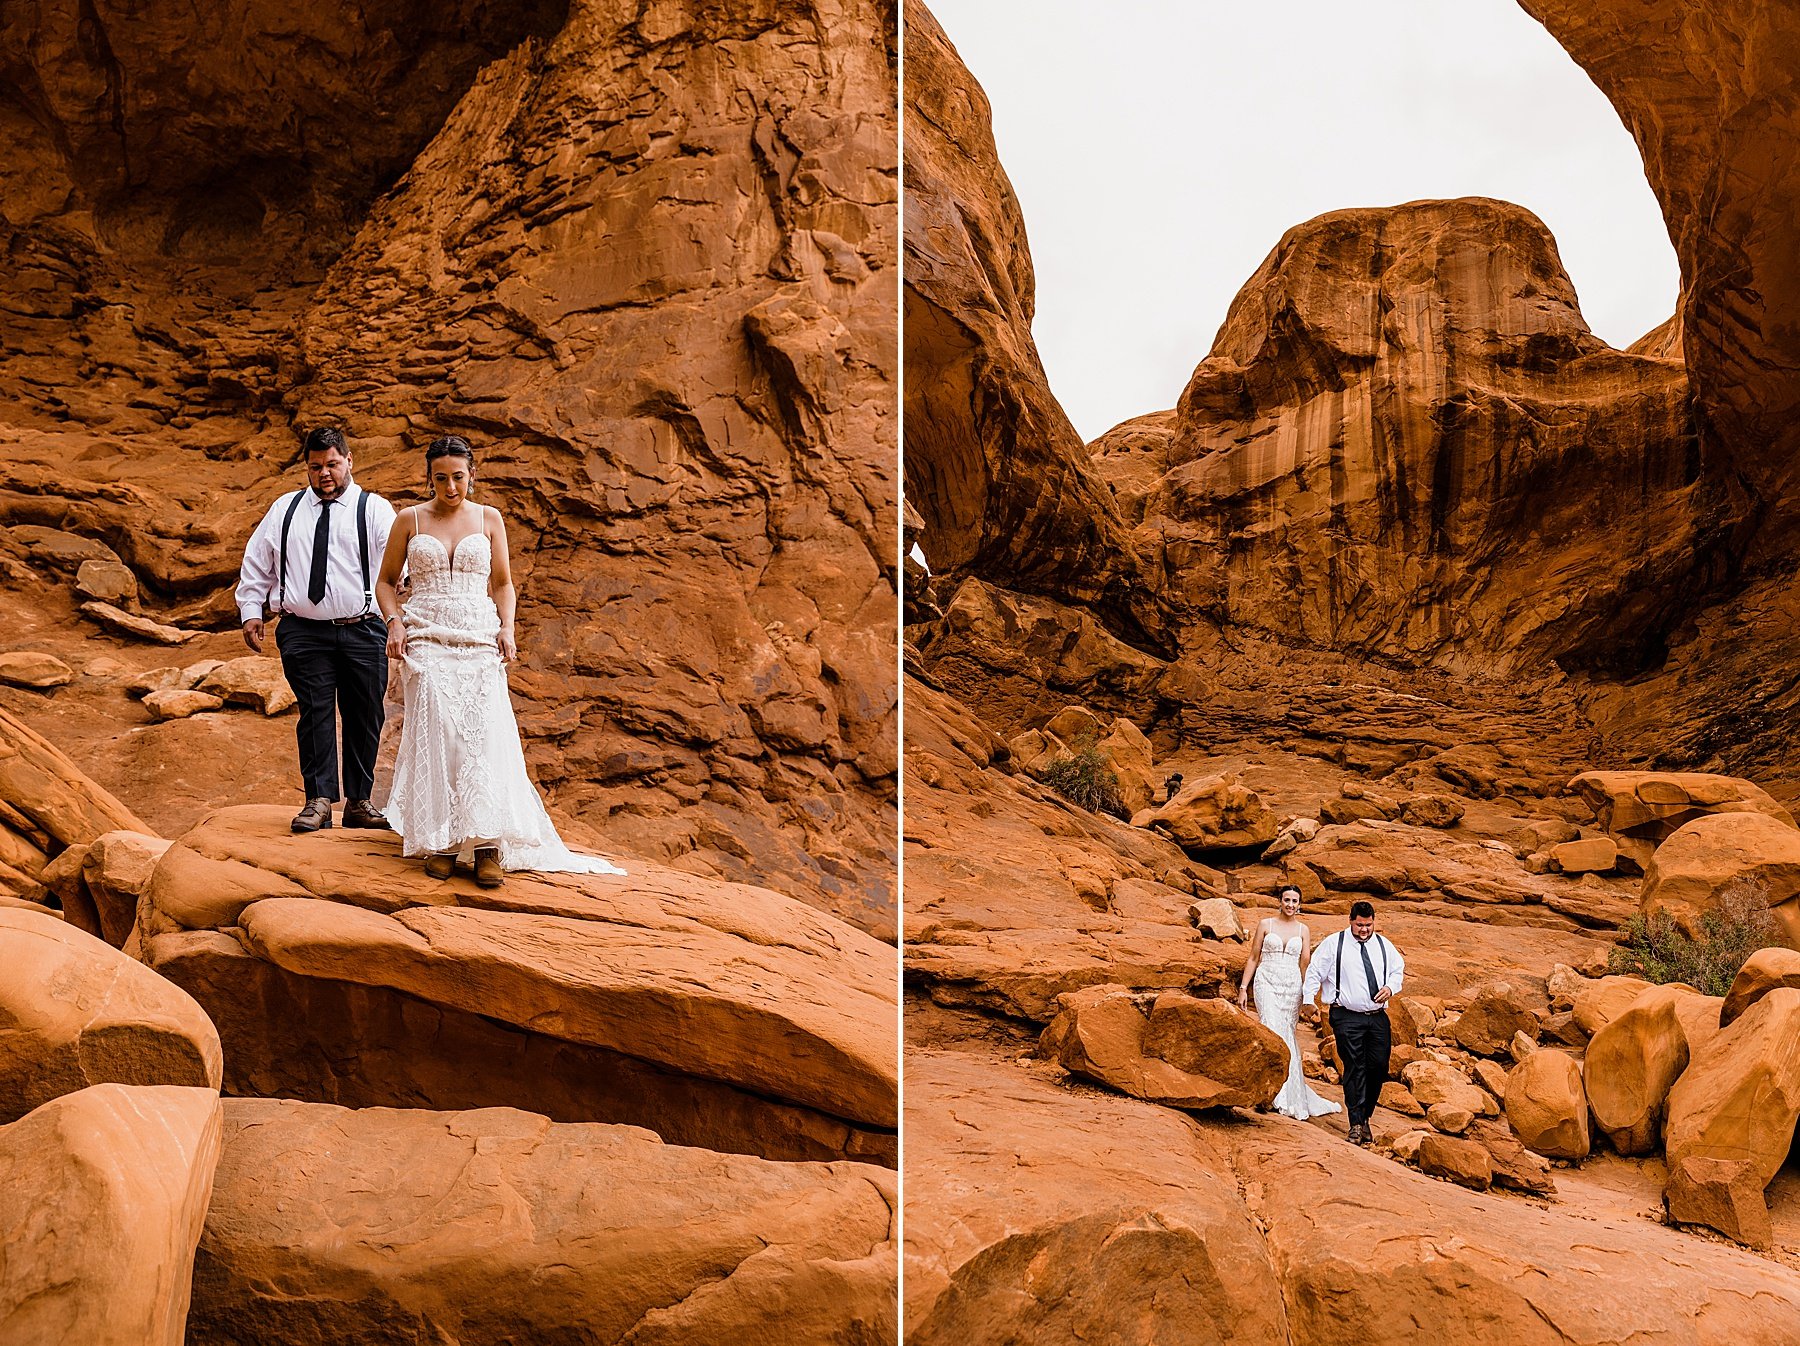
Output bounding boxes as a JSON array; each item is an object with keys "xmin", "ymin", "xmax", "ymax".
[
  {"xmin": 236, "ymin": 482, "xmax": 397, "ymax": 623},
  {"xmin": 1303, "ymin": 929, "xmax": 1405, "ymax": 1013}
]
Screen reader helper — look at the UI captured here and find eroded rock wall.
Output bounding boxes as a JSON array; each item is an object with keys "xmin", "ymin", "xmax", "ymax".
[{"xmin": 0, "ymin": 0, "xmax": 898, "ymax": 931}]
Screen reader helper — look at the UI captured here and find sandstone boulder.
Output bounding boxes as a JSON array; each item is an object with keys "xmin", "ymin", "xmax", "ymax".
[
  {"xmin": 1416, "ymin": 1132, "xmax": 1491, "ymax": 1189},
  {"xmin": 75, "ymin": 556, "xmax": 138, "ymax": 606},
  {"xmin": 1665, "ymin": 1156, "xmax": 1772, "ymax": 1250},
  {"xmin": 1505, "ymin": 1049, "xmax": 1590, "ymax": 1160},
  {"xmin": 1401, "ymin": 1060, "xmax": 1488, "ymax": 1116},
  {"xmin": 1042, "ymin": 706, "xmax": 1105, "ymax": 745},
  {"xmin": 1720, "ymin": 946, "xmax": 1800, "ymax": 1027},
  {"xmin": 1640, "ymin": 812, "xmax": 1800, "ymax": 948},
  {"xmin": 1426, "ymin": 1102, "xmax": 1475, "ymax": 1135},
  {"xmin": 188, "ymin": 1099, "xmax": 895, "ymax": 1346},
  {"xmin": 1260, "ymin": 815, "xmax": 1319, "ymax": 862},
  {"xmin": 194, "ymin": 657, "xmax": 295, "ymax": 716},
  {"xmin": 80, "ymin": 830, "xmax": 172, "ymax": 948},
  {"xmin": 1571, "ymin": 975, "xmax": 1650, "ymax": 1036},
  {"xmin": 1136, "ymin": 772, "xmax": 1278, "ymax": 851},
  {"xmin": 1664, "ymin": 987, "xmax": 1800, "ymax": 1194},
  {"xmin": 1469, "ymin": 1120, "xmax": 1557, "ymax": 1197},
  {"xmin": 1583, "ymin": 984, "xmax": 1702, "ymax": 1155},
  {"xmin": 1187, "ymin": 896, "xmax": 1243, "ymax": 940},
  {"xmin": 1379, "ymin": 1081, "xmax": 1424, "ymax": 1116},
  {"xmin": 0, "ymin": 1084, "xmax": 222, "ymax": 1346},
  {"xmin": 142, "ymin": 807, "xmax": 896, "ymax": 1164},
  {"xmin": 0, "ymin": 906, "xmax": 221, "ymax": 1123},
  {"xmin": 1453, "ymin": 989, "xmax": 1539, "ymax": 1057},
  {"xmin": 1095, "ymin": 717, "xmax": 1157, "ymax": 814},
  {"xmin": 1550, "ymin": 836, "xmax": 1617, "ymax": 874},
  {"xmin": 1044, "ymin": 986, "xmax": 1286, "ymax": 1110},
  {"xmin": 0, "ymin": 707, "xmax": 150, "ymax": 897},
  {"xmin": 1399, "ymin": 794, "xmax": 1465, "ymax": 829},
  {"xmin": 1006, "ymin": 728, "xmax": 1066, "ymax": 774},
  {"xmin": 903, "ymin": 1050, "xmax": 1289, "ymax": 1343},
  {"xmin": 0, "ymin": 651, "xmax": 73, "ymax": 689}
]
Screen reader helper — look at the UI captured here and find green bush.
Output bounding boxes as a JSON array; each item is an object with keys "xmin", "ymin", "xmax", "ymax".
[
  {"xmin": 1036, "ymin": 746, "xmax": 1128, "ymax": 820},
  {"xmin": 1607, "ymin": 882, "xmax": 1778, "ymax": 998}
]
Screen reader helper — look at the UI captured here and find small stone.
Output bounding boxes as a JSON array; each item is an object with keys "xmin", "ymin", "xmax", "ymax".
[
  {"xmin": 0, "ymin": 651, "xmax": 75, "ymax": 689},
  {"xmin": 196, "ymin": 657, "xmax": 295, "ymax": 716},
  {"xmin": 1550, "ymin": 836, "xmax": 1618, "ymax": 874},
  {"xmin": 143, "ymin": 689, "xmax": 227, "ymax": 721},
  {"xmin": 1187, "ymin": 897, "xmax": 1243, "ymax": 941},
  {"xmin": 1427, "ymin": 1102, "xmax": 1475, "ymax": 1134},
  {"xmin": 125, "ymin": 667, "xmax": 186, "ymax": 699},
  {"xmin": 1390, "ymin": 1128, "xmax": 1430, "ymax": 1163},
  {"xmin": 75, "ymin": 557, "xmax": 139, "ymax": 606},
  {"xmin": 1399, "ymin": 794, "xmax": 1465, "ymax": 829},
  {"xmin": 1510, "ymin": 1030, "xmax": 1538, "ymax": 1060},
  {"xmin": 80, "ymin": 602, "xmax": 202, "ymax": 646},
  {"xmin": 1379, "ymin": 1081, "xmax": 1424, "ymax": 1116}
]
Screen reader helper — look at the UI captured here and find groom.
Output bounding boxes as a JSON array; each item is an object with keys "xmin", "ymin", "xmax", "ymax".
[
  {"xmin": 1302, "ymin": 900, "xmax": 1405, "ymax": 1145},
  {"xmin": 236, "ymin": 426, "xmax": 398, "ymax": 833}
]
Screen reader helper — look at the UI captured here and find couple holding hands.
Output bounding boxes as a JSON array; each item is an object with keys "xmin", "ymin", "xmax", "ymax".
[
  {"xmin": 1237, "ymin": 887, "xmax": 1405, "ymax": 1146},
  {"xmin": 236, "ymin": 427, "xmax": 624, "ymax": 887}
]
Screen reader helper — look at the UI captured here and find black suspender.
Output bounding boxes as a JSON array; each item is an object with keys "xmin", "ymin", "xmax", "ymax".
[
  {"xmin": 275, "ymin": 490, "xmax": 306, "ymax": 613},
  {"xmin": 1332, "ymin": 930, "xmax": 1387, "ymax": 1005},
  {"xmin": 274, "ymin": 487, "xmax": 372, "ymax": 615}
]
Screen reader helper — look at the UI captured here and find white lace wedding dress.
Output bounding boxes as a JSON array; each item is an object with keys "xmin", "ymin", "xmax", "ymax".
[
  {"xmin": 1253, "ymin": 929, "xmax": 1341, "ymax": 1120},
  {"xmin": 381, "ymin": 530, "xmax": 625, "ymax": 875}
]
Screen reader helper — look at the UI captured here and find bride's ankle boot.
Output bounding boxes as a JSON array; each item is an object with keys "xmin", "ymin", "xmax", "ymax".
[
  {"xmin": 474, "ymin": 847, "xmax": 504, "ymax": 888},
  {"xmin": 425, "ymin": 853, "xmax": 455, "ymax": 880}
]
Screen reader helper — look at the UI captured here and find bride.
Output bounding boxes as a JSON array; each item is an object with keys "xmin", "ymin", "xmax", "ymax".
[
  {"xmin": 374, "ymin": 436, "xmax": 625, "ymax": 887},
  {"xmin": 1237, "ymin": 885, "xmax": 1341, "ymax": 1120}
]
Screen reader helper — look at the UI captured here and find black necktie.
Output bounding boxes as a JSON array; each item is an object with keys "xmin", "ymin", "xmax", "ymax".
[
  {"xmin": 1358, "ymin": 936, "xmax": 1381, "ymax": 1001},
  {"xmin": 308, "ymin": 497, "xmax": 336, "ymax": 604}
]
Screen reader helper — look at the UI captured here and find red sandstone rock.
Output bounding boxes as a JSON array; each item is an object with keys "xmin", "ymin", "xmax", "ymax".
[
  {"xmin": 0, "ymin": 1084, "xmax": 222, "ymax": 1346},
  {"xmin": 188, "ymin": 1099, "xmax": 896, "ymax": 1346},
  {"xmin": 1504, "ymin": 1048, "xmax": 1590, "ymax": 1160},
  {"xmin": 0, "ymin": 905, "xmax": 220, "ymax": 1124},
  {"xmin": 1640, "ymin": 812, "xmax": 1800, "ymax": 948},
  {"xmin": 1720, "ymin": 946, "xmax": 1800, "ymax": 1027},
  {"xmin": 1664, "ymin": 987, "xmax": 1800, "ymax": 1194}
]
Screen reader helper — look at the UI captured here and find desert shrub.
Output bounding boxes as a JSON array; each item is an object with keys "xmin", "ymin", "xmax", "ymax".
[
  {"xmin": 1037, "ymin": 745, "xmax": 1127, "ymax": 820},
  {"xmin": 1607, "ymin": 882, "xmax": 1778, "ymax": 998}
]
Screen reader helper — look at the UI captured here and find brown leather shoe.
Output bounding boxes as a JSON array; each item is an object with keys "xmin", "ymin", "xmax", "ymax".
[
  {"xmin": 473, "ymin": 847, "xmax": 504, "ymax": 888},
  {"xmin": 342, "ymin": 799, "xmax": 391, "ymax": 830},
  {"xmin": 291, "ymin": 797, "xmax": 333, "ymax": 833},
  {"xmin": 424, "ymin": 853, "xmax": 455, "ymax": 880}
]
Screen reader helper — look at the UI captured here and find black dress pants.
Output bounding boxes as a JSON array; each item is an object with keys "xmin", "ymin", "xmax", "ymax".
[
  {"xmin": 1329, "ymin": 1005, "xmax": 1393, "ymax": 1127},
  {"xmin": 275, "ymin": 615, "xmax": 388, "ymax": 801}
]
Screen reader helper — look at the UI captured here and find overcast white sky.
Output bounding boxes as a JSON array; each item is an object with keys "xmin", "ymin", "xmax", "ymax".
[{"xmin": 924, "ymin": 1, "xmax": 1681, "ymax": 443}]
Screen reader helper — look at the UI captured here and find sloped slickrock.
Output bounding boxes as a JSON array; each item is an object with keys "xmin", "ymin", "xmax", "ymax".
[
  {"xmin": 187, "ymin": 1099, "xmax": 896, "ymax": 1346},
  {"xmin": 1720, "ymin": 946, "xmax": 1800, "ymax": 1028},
  {"xmin": 1640, "ymin": 812, "xmax": 1800, "ymax": 947},
  {"xmin": 0, "ymin": 1084, "xmax": 222, "ymax": 1346},
  {"xmin": 1584, "ymin": 984, "xmax": 1715, "ymax": 1155},
  {"xmin": 901, "ymin": 0, "xmax": 1163, "ymax": 648},
  {"xmin": 1504, "ymin": 1047, "xmax": 1590, "ymax": 1160},
  {"xmin": 903, "ymin": 1051, "xmax": 1289, "ymax": 1344},
  {"xmin": 0, "ymin": 0, "xmax": 899, "ymax": 934},
  {"xmin": 141, "ymin": 806, "xmax": 896, "ymax": 1161},
  {"xmin": 0, "ymin": 707, "xmax": 151, "ymax": 895},
  {"xmin": 1234, "ymin": 1116, "xmax": 1800, "ymax": 1340},
  {"xmin": 1664, "ymin": 987, "xmax": 1800, "ymax": 1192},
  {"xmin": 0, "ymin": 905, "xmax": 221, "ymax": 1123},
  {"xmin": 1042, "ymin": 986, "xmax": 1286, "ymax": 1110},
  {"xmin": 1136, "ymin": 771, "xmax": 1278, "ymax": 851}
]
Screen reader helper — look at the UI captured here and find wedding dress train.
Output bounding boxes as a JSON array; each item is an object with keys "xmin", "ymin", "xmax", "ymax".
[
  {"xmin": 382, "ymin": 530, "xmax": 625, "ymax": 875},
  {"xmin": 1253, "ymin": 930, "xmax": 1342, "ymax": 1120}
]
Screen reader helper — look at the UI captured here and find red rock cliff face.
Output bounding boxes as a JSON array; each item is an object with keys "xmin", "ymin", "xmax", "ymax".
[
  {"xmin": 901, "ymin": 0, "xmax": 1164, "ymax": 651},
  {"xmin": 1521, "ymin": 0, "xmax": 1800, "ymax": 550},
  {"xmin": 1104, "ymin": 198, "xmax": 1735, "ymax": 676},
  {"xmin": 0, "ymin": 0, "xmax": 898, "ymax": 933}
]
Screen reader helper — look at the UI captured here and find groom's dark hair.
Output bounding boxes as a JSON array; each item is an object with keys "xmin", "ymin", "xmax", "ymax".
[{"xmin": 1349, "ymin": 900, "xmax": 1375, "ymax": 920}]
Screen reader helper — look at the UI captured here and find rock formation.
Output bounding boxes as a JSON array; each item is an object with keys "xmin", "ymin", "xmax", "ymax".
[
  {"xmin": 190, "ymin": 1099, "xmax": 897, "ymax": 1345},
  {"xmin": 0, "ymin": 0, "xmax": 898, "ymax": 934},
  {"xmin": 141, "ymin": 806, "xmax": 897, "ymax": 1165}
]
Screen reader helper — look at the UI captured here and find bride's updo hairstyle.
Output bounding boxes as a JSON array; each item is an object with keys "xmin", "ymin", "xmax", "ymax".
[{"xmin": 425, "ymin": 435, "xmax": 476, "ymax": 470}]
